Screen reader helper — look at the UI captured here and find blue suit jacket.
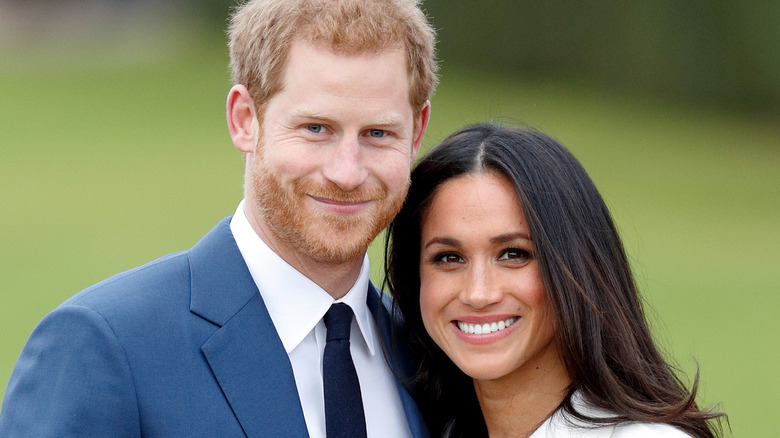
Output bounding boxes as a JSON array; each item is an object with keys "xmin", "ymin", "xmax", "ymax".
[{"xmin": 0, "ymin": 218, "xmax": 428, "ymax": 437}]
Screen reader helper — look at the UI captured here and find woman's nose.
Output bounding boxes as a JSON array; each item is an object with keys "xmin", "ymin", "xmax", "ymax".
[{"xmin": 458, "ymin": 264, "xmax": 502, "ymax": 309}]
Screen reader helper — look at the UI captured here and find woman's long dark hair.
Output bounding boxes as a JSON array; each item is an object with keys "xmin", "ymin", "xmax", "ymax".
[{"xmin": 384, "ymin": 122, "xmax": 726, "ymax": 437}]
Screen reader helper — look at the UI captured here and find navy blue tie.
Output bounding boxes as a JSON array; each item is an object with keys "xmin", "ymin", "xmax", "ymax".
[{"xmin": 323, "ymin": 303, "xmax": 367, "ymax": 438}]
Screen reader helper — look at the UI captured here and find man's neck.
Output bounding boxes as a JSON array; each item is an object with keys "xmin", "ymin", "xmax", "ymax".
[{"xmin": 276, "ymin": 248, "xmax": 364, "ymax": 299}]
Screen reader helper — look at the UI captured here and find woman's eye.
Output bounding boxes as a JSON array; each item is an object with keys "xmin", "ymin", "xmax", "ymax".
[
  {"xmin": 434, "ymin": 253, "xmax": 464, "ymax": 264},
  {"xmin": 307, "ymin": 124, "xmax": 324, "ymax": 133},
  {"xmin": 499, "ymin": 248, "xmax": 530, "ymax": 261},
  {"xmin": 368, "ymin": 129, "xmax": 385, "ymax": 138}
]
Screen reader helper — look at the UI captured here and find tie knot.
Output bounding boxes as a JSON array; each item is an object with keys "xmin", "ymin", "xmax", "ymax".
[{"xmin": 324, "ymin": 303, "xmax": 353, "ymax": 341}]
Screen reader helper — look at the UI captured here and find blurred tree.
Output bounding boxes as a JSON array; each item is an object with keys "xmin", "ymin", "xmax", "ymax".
[
  {"xmin": 171, "ymin": 0, "xmax": 233, "ymax": 25},
  {"xmin": 423, "ymin": 0, "xmax": 780, "ymax": 111},
  {"xmin": 2, "ymin": 0, "xmax": 776, "ymax": 111}
]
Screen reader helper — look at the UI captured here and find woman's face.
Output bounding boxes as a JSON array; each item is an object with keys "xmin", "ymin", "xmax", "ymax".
[{"xmin": 419, "ymin": 171, "xmax": 562, "ymax": 382}]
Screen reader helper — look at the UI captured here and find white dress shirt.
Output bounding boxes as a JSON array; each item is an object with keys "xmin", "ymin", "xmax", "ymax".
[{"xmin": 230, "ymin": 201, "xmax": 412, "ymax": 438}]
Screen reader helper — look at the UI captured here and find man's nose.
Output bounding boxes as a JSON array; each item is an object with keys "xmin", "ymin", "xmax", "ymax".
[{"xmin": 321, "ymin": 136, "xmax": 369, "ymax": 191}]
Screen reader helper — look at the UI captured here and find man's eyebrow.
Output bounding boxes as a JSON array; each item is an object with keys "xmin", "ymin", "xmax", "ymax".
[
  {"xmin": 290, "ymin": 110, "xmax": 330, "ymax": 120},
  {"xmin": 371, "ymin": 115, "xmax": 405, "ymax": 127},
  {"xmin": 290, "ymin": 111, "xmax": 405, "ymax": 127}
]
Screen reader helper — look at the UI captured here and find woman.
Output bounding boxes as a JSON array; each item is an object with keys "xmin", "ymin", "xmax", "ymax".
[{"xmin": 385, "ymin": 123, "xmax": 726, "ymax": 437}]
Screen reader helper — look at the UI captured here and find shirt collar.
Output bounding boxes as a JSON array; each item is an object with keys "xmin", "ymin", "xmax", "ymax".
[{"xmin": 229, "ymin": 200, "xmax": 377, "ymax": 355}]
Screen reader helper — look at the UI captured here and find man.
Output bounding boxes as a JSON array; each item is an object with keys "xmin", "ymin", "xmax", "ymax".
[{"xmin": 0, "ymin": 0, "xmax": 436, "ymax": 436}]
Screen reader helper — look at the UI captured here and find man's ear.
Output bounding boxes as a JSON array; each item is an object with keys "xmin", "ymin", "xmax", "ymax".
[
  {"xmin": 411, "ymin": 100, "xmax": 431, "ymax": 162},
  {"xmin": 227, "ymin": 84, "xmax": 260, "ymax": 153}
]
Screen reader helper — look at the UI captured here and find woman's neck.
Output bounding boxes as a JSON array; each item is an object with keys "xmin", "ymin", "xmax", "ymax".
[{"xmin": 473, "ymin": 348, "xmax": 571, "ymax": 438}]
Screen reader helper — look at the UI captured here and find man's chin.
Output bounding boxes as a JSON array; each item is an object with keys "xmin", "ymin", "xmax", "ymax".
[
  {"xmin": 303, "ymin": 241, "xmax": 369, "ymax": 265},
  {"xmin": 298, "ymin": 224, "xmax": 376, "ymax": 264}
]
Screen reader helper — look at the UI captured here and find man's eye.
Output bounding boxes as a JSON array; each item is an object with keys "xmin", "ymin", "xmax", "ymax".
[
  {"xmin": 368, "ymin": 129, "xmax": 385, "ymax": 138},
  {"xmin": 307, "ymin": 124, "xmax": 323, "ymax": 133}
]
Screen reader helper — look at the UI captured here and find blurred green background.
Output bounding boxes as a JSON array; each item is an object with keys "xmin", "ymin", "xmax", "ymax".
[{"xmin": 1, "ymin": 1, "xmax": 778, "ymax": 435}]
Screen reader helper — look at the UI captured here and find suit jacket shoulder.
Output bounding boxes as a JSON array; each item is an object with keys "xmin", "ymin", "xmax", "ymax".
[{"xmin": 0, "ymin": 218, "xmax": 306, "ymax": 437}]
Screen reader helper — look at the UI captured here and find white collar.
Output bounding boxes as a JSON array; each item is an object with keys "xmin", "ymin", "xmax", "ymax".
[
  {"xmin": 229, "ymin": 200, "xmax": 377, "ymax": 355},
  {"xmin": 530, "ymin": 391, "xmax": 618, "ymax": 437}
]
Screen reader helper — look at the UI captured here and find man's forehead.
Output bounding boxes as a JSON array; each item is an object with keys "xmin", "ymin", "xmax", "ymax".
[{"xmin": 280, "ymin": 39, "xmax": 411, "ymax": 94}]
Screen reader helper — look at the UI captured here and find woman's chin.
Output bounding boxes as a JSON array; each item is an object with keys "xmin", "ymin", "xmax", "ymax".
[{"xmin": 450, "ymin": 356, "xmax": 513, "ymax": 382}]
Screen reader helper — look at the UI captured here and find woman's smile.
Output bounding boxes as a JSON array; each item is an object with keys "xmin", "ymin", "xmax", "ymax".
[{"xmin": 455, "ymin": 316, "xmax": 518, "ymax": 335}]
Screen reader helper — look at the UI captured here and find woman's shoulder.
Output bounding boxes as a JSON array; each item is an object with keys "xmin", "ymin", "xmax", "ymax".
[
  {"xmin": 536, "ymin": 416, "xmax": 689, "ymax": 438},
  {"xmin": 531, "ymin": 392, "xmax": 691, "ymax": 438},
  {"xmin": 610, "ymin": 421, "xmax": 690, "ymax": 437}
]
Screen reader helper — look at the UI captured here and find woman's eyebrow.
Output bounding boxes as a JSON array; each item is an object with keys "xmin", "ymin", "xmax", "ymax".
[
  {"xmin": 490, "ymin": 232, "xmax": 531, "ymax": 244},
  {"xmin": 422, "ymin": 236, "xmax": 461, "ymax": 250}
]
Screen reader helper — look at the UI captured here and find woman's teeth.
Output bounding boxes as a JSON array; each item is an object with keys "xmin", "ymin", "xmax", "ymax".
[{"xmin": 457, "ymin": 317, "xmax": 518, "ymax": 335}]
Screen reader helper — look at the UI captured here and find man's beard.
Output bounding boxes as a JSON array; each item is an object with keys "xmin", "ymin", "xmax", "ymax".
[{"xmin": 249, "ymin": 153, "xmax": 408, "ymax": 265}]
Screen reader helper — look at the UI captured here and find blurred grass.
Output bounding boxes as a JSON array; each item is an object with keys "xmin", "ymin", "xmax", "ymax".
[{"xmin": 2, "ymin": 28, "xmax": 778, "ymax": 436}]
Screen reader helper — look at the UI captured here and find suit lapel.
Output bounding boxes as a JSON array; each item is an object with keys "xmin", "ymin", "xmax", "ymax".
[
  {"xmin": 189, "ymin": 218, "xmax": 309, "ymax": 437},
  {"xmin": 187, "ymin": 218, "xmax": 427, "ymax": 437},
  {"xmin": 367, "ymin": 284, "xmax": 430, "ymax": 438}
]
